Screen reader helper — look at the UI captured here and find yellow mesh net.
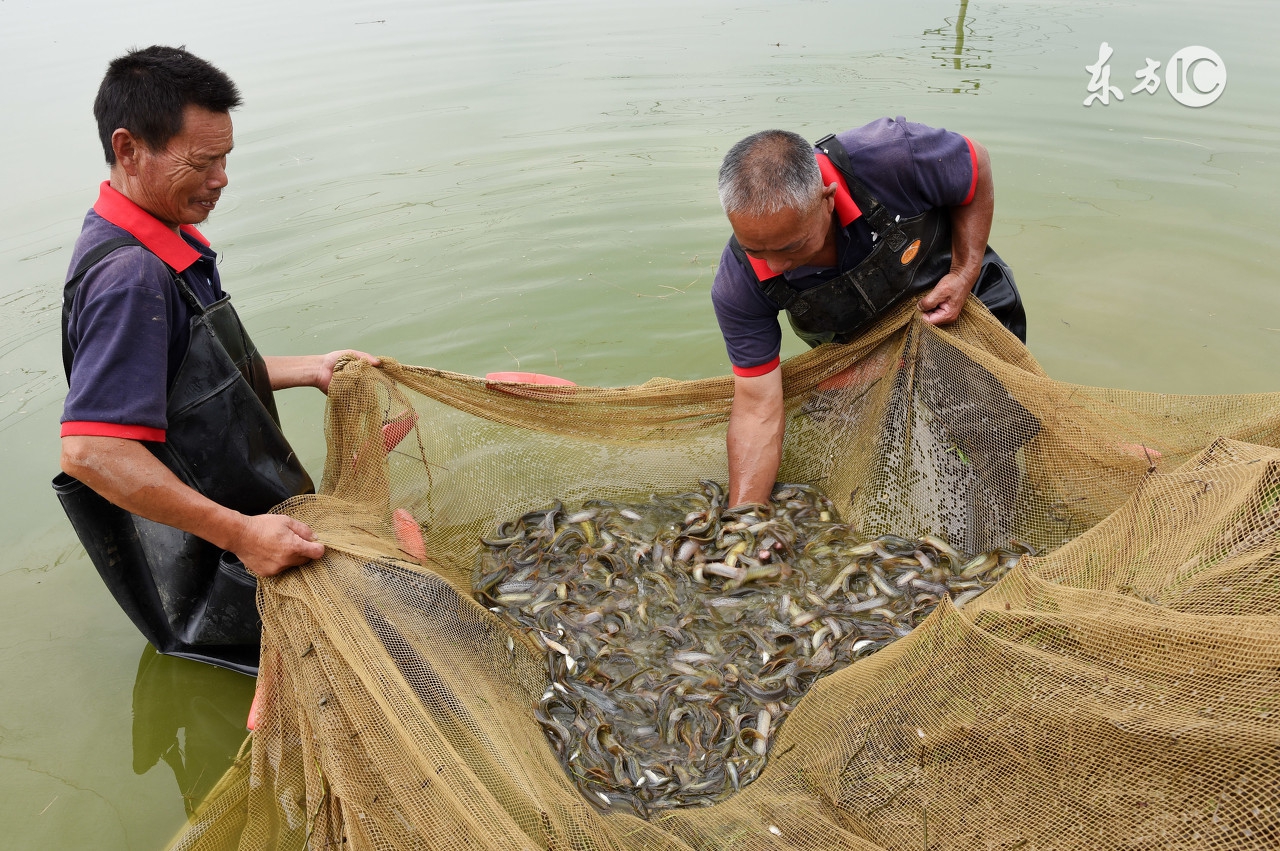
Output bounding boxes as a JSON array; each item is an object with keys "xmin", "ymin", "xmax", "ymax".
[{"xmin": 169, "ymin": 302, "xmax": 1280, "ymax": 850}]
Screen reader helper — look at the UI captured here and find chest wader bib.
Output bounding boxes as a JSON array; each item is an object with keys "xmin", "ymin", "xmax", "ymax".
[
  {"xmin": 52, "ymin": 237, "xmax": 314, "ymax": 675},
  {"xmin": 729, "ymin": 134, "xmax": 1027, "ymax": 347}
]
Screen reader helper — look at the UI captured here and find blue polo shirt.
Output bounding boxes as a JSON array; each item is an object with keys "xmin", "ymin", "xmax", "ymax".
[
  {"xmin": 711, "ymin": 117, "xmax": 979, "ymax": 376},
  {"xmin": 61, "ymin": 182, "xmax": 224, "ymax": 442}
]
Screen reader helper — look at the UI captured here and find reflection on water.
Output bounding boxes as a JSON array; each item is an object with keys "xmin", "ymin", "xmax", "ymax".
[
  {"xmin": 131, "ymin": 647, "xmax": 253, "ymax": 818},
  {"xmin": 930, "ymin": 0, "xmax": 971, "ymax": 71},
  {"xmin": 922, "ymin": 0, "xmax": 985, "ymax": 94}
]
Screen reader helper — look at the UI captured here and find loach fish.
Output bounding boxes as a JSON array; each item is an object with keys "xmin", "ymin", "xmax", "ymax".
[{"xmin": 473, "ymin": 480, "xmax": 1017, "ymax": 816}]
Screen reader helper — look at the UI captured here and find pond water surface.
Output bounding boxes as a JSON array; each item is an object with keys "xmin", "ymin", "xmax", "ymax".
[{"xmin": 1, "ymin": 0, "xmax": 1277, "ymax": 847}]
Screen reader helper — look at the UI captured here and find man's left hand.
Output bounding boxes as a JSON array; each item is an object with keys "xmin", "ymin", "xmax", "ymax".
[
  {"xmin": 263, "ymin": 351, "xmax": 381, "ymax": 393},
  {"xmin": 316, "ymin": 350, "xmax": 380, "ymax": 394},
  {"xmin": 917, "ymin": 272, "xmax": 974, "ymax": 326}
]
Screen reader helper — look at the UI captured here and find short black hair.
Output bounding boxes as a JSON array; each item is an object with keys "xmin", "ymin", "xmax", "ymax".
[{"xmin": 93, "ymin": 45, "xmax": 242, "ymax": 165}]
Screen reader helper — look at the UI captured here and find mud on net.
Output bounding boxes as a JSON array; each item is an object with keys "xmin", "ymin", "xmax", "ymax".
[{"xmin": 171, "ymin": 302, "xmax": 1280, "ymax": 851}]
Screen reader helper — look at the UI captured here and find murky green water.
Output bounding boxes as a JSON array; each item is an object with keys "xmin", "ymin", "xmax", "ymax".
[{"xmin": 1, "ymin": 0, "xmax": 1276, "ymax": 846}]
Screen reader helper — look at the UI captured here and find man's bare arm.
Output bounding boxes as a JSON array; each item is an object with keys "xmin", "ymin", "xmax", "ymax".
[
  {"xmin": 918, "ymin": 140, "xmax": 994, "ymax": 326},
  {"xmin": 263, "ymin": 349, "xmax": 380, "ymax": 393},
  {"xmin": 60, "ymin": 435, "xmax": 323, "ymax": 577},
  {"xmin": 727, "ymin": 368, "xmax": 786, "ymax": 508}
]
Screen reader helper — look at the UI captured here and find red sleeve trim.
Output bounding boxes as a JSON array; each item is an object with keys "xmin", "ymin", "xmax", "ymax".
[
  {"xmin": 732, "ymin": 357, "xmax": 780, "ymax": 378},
  {"xmin": 961, "ymin": 137, "xmax": 978, "ymax": 206},
  {"xmin": 61, "ymin": 421, "xmax": 166, "ymax": 442}
]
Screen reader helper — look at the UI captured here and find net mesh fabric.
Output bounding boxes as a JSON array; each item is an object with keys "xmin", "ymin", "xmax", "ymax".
[{"xmin": 169, "ymin": 301, "xmax": 1280, "ymax": 850}]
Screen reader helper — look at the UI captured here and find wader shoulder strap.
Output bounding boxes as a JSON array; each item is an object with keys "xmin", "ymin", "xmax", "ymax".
[
  {"xmin": 62, "ymin": 236, "xmax": 143, "ymax": 382},
  {"xmin": 813, "ymin": 134, "xmax": 896, "ymax": 234},
  {"xmin": 61, "ymin": 236, "xmax": 209, "ymax": 383}
]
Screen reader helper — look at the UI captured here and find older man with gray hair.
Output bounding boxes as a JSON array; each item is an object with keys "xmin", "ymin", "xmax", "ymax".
[{"xmin": 711, "ymin": 118, "xmax": 1026, "ymax": 507}]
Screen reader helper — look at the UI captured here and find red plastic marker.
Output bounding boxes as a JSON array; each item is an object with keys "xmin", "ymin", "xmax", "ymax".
[
  {"xmin": 246, "ymin": 680, "xmax": 263, "ymax": 731},
  {"xmin": 484, "ymin": 371, "xmax": 575, "ymax": 386},
  {"xmin": 393, "ymin": 508, "xmax": 426, "ymax": 561},
  {"xmin": 352, "ymin": 410, "xmax": 419, "ymax": 469},
  {"xmin": 381, "ymin": 410, "xmax": 418, "ymax": 452}
]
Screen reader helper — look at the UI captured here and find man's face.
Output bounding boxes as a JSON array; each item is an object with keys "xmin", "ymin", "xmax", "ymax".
[
  {"xmin": 123, "ymin": 105, "xmax": 234, "ymax": 230},
  {"xmin": 727, "ymin": 186, "xmax": 837, "ymax": 275}
]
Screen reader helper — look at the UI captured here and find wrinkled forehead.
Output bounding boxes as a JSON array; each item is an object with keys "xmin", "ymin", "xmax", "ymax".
[
  {"xmin": 729, "ymin": 202, "xmax": 827, "ymax": 252},
  {"xmin": 171, "ymin": 105, "xmax": 235, "ymax": 154}
]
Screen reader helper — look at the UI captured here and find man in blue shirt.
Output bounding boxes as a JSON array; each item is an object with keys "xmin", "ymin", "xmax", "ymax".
[
  {"xmin": 712, "ymin": 120, "xmax": 1027, "ymax": 507},
  {"xmin": 56, "ymin": 46, "xmax": 376, "ymax": 670}
]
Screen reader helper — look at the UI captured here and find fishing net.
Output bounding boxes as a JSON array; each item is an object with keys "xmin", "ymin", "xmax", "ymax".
[{"xmin": 169, "ymin": 301, "xmax": 1280, "ymax": 850}]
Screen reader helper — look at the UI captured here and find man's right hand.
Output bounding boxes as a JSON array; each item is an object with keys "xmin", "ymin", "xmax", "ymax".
[
  {"xmin": 61, "ymin": 434, "xmax": 323, "ymax": 578},
  {"xmin": 229, "ymin": 513, "xmax": 325, "ymax": 578}
]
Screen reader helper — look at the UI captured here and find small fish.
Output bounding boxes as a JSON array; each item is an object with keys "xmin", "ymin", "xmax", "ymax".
[
  {"xmin": 475, "ymin": 482, "xmax": 1013, "ymax": 815},
  {"xmin": 959, "ymin": 552, "xmax": 998, "ymax": 579},
  {"xmin": 543, "ymin": 636, "xmax": 572, "ymax": 656},
  {"xmin": 703, "ymin": 562, "xmax": 746, "ymax": 582},
  {"xmin": 753, "ymin": 709, "xmax": 772, "ymax": 756},
  {"xmin": 845, "ymin": 594, "xmax": 890, "ymax": 613},
  {"xmin": 923, "ymin": 534, "xmax": 962, "ymax": 563},
  {"xmin": 675, "ymin": 540, "xmax": 700, "ymax": 562}
]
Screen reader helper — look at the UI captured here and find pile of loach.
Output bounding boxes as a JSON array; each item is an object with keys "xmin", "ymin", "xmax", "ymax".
[{"xmin": 474, "ymin": 481, "xmax": 1028, "ymax": 817}]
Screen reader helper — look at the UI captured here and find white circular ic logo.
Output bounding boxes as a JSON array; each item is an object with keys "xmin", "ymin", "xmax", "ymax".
[{"xmin": 1165, "ymin": 46, "xmax": 1226, "ymax": 107}]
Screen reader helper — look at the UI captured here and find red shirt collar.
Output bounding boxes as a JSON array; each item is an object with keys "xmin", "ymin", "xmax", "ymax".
[
  {"xmin": 92, "ymin": 181, "xmax": 210, "ymax": 272},
  {"xmin": 815, "ymin": 153, "xmax": 861, "ymax": 228}
]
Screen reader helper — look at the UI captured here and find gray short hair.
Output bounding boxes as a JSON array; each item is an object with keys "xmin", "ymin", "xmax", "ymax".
[{"xmin": 717, "ymin": 130, "xmax": 823, "ymax": 217}]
